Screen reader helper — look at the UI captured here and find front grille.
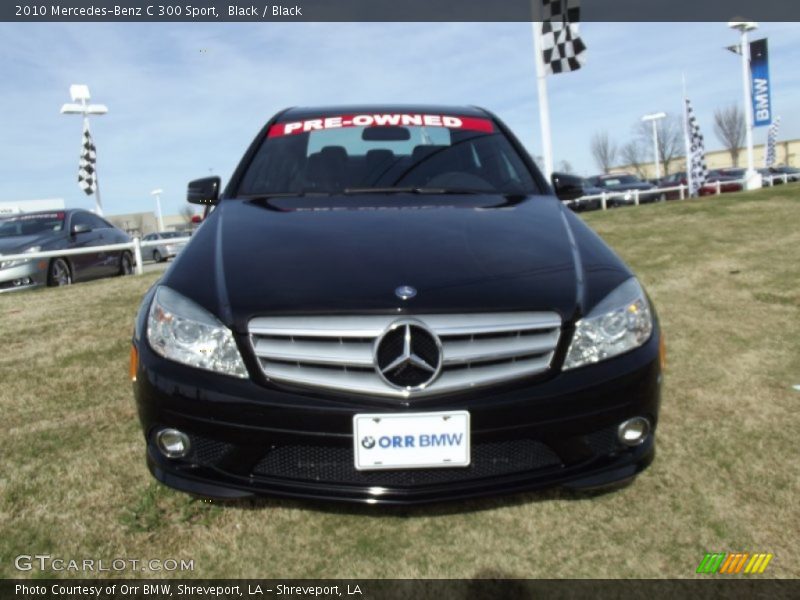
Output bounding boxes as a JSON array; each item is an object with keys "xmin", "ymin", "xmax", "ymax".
[
  {"xmin": 248, "ymin": 313, "xmax": 561, "ymax": 398},
  {"xmin": 584, "ymin": 427, "xmax": 623, "ymax": 457},
  {"xmin": 192, "ymin": 435, "xmax": 234, "ymax": 465},
  {"xmin": 252, "ymin": 439, "xmax": 562, "ymax": 486}
]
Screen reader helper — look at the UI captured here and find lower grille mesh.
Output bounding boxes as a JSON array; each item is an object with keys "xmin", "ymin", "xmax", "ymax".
[{"xmin": 252, "ymin": 439, "xmax": 562, "ymax": 486}]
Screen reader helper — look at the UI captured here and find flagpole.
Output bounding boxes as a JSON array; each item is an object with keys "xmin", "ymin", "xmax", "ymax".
[
  {"xmin": 85, "ymin": 114, "xmax": 103, "ymax": 216},
  {"xmin": 682, "ymin": 74, "xmax": 693, "ymax": 196},
  {"xmin": 532, "ymin": 20, "xmax": 554, "ymax": 179},
  {"xmin": 60, "ymin": 84, "xmax": 108, "ymax": 216}
]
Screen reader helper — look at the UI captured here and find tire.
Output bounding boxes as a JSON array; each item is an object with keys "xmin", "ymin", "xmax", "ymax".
[
  {"xmin": 47, "ymin": 258, "xmax": 72, "ymax": 287},
  {"xmin": 153, "ymin": 250, "xmax": 162, "ymax": 263},
  {"xmin": 119, "ymin": 251, "xmax": 134, "ymax": 276}
]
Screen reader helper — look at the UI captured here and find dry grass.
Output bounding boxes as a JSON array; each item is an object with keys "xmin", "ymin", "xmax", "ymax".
[{"xmin": 1, "ymin": 187, "xmax": 798, "ymax": 579}]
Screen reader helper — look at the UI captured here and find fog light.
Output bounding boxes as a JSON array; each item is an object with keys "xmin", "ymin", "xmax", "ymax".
[
  {"xmin": 156, "ymin": 428, "xmax": 191, "ymax": 458},
  {"xmin": 617, "ymin": 417, "xmax": 651, "ymax": 447}
]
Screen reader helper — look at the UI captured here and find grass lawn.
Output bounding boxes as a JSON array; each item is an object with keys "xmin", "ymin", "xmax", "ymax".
[{"xmin": 1, "ymin": 187, "xmax": 798, "ymax": 579}]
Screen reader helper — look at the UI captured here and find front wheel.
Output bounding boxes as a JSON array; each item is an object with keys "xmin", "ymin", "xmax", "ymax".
[
  {"xmin": 119, "ymin": 251, "xmax": 134, "ymax": 276},
  {"xmin": 47, "ymin": 258, "xmax": 72, "ymax": 287},
  {"xmin": 153, "ymin": 249, "xmax": 162, "ymax": 263}
]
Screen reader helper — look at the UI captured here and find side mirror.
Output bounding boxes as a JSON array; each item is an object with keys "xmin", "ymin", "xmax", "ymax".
[
  {"xmin": 551, "ymin": 174, "xmax": 583, "ymax": 201},
  {"xmin": 71, "ymin": 223, "xmax": 92, "ymax": 235},
  {"xmin": 187, "ymin": 176, "xmax": 221, "ymax": 206}
]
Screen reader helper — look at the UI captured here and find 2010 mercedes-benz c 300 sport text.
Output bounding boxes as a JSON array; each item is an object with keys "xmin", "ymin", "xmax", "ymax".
[{"xmin": 130, "ymin": 105, "xmax": 664, "ymax": 505}]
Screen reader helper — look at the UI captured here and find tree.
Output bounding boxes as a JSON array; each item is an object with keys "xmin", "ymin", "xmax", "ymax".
[
  {"xmin": 557, "ymin": 160, "xmax": 575, "ymax": 174},
  {"xmin": 637, "ymin": 114, "xmax": 684, "ymax": 176},
  {"xmin": 713, "ymin": 105, "xmax": 745, "ymax": 167},
  {"xmin": 620, "ymin": 140, "xmax": 649, "ymax": 180},
  {"xmin": 590, "ymin": 132, "xmax": 617, "ymax": 174}
]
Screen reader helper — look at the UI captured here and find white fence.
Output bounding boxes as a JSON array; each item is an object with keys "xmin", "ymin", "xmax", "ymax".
[
  {"xmin": 2, "ymin": 173, "xmax": 795, "ymax": 279},
  {"xmin": 570, "ymin": 173, "xmax": 793, "ymax": 211},
  {"xmin": 0, "ymin": 236, "xmax": 191, "ymax": 276}
]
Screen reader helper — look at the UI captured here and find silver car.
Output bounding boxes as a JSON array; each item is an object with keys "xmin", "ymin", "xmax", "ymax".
[{"xmin": 140, "ymin": 231, "xmax": 189, "ymax": 263}]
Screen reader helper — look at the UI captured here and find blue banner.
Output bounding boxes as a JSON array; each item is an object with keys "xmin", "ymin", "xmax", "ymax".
[{"xmin": 750, "ymin": 38, "xmax": 772, "ymax": 127}]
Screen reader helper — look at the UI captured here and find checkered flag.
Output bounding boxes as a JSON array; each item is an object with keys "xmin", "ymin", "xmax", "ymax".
[
  {"xmin": 684, "ymin": 98, "xmax": 708, "ymax": 196},
  {"xmin": 78, "ymin": 120, "xmax": 97, "ymax": 196},
  {"xmin": 540, "ymin": 0, "xmax": 586, "ymax": 75},
  {"xmin": 765, "ymin": 116, "xmax": 780, "ymax": 167}
]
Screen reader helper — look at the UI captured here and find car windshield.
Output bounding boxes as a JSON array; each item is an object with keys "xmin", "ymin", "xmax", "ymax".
[
  {"xmin": 0, "ymin": 212, "xmax": 65, "ymax": 237},
  {"xmin": 237, "ymin": 113, "xmax": 539, "ymax": 197},
  {"xmin": 161, "ymin": 231, "xmax": 185, "ymax": 239},
  {"xmin": 599, "ymin": 175, "xmax": 640, "ymax": 186}
]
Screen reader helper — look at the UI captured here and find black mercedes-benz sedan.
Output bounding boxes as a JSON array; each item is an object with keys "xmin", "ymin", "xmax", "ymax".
[{"xmin": 131, "ymin": 105, "xmax": 663, "ymax": 504}]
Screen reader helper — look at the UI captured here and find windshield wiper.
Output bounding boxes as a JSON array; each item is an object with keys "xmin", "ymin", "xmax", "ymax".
[
  {"xmin": 342, "ymin": 187, "xmax": 488, "ymax": 195},
  {"xmin": 241, "ymin": 191, "xmax": 333, "ymax": 199}
]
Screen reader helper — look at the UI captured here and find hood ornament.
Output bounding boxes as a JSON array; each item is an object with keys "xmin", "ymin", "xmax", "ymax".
[{"xmin": 395, "ymin": 285, "xmax": 417, "ymax": 300}]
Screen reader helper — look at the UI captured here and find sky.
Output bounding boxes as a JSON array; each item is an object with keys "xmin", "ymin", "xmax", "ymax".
[{"xmin": 0, "ymin": 21, "xmax": 799, "ymax": 217}]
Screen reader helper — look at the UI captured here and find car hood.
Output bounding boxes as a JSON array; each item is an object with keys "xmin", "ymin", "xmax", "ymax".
[
  {"xmin": 163, "ymin": 195, "xmax": 633, "ymax": 332},
  {"xmin": 0, "ymin": 233, "xmax": 57, "ymax": 255}
]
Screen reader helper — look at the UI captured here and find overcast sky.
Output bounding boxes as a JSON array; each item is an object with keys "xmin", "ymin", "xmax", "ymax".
[{"xmin": 1, "ymin": 21, "xmax": 799, "ymax": 217}]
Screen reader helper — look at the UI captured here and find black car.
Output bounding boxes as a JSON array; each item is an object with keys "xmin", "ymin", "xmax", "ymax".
[
  {"xmin": 131, "ymin": 105, "xmax": 663, "ymax": 505},
  {"xmin": 768, "ymin": 165, "xmax": 800, "ymax": 183},
  {"xmin": 0, "ymin": 209, "xmax": 134, "ymax": 293},
  {"xmin": 551, "ymin": 171, "xmax": 603, "ymax": 211}
]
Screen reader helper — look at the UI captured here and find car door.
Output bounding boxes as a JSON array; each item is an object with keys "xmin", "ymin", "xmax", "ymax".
[
  {"xmin": 67, "ymin": 212, "xmax": 104, "ymax": 281},
  {"xmin": 88, "ymin": 215, "xmax": 120, "ymax": 275},
  {"xmin": 141, "ymin": 234, "xmax": 154, "ymax": 261}
]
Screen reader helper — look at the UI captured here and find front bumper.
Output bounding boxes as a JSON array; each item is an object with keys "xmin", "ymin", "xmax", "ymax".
[
  {"xmin": 0, "ymin": 260, "xmax": 47, "ymax": 293},
  {"xmin": 132, "ymin": 328, "xmax": 662, "ymax": 505}
]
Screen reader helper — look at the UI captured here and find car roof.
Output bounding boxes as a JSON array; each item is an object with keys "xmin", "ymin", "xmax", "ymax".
[
  {"xmin": 276, "ymin": 105, "xmax": 491, "ymax": 122},
  {"xmin": 0, "ymin": 209, "xmax": 81, "ymax": 217}
]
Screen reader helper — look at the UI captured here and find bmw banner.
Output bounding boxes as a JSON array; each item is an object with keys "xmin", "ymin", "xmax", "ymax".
[{"xmin": 750, "ymin": 38, "xmax": 772, "ymax": 127}]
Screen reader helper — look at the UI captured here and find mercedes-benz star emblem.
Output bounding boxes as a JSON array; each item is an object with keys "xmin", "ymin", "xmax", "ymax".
[
  {"xmin": 361, "ymin": 436, "xmax": 376, "ymax": 449},
  {"xmin": 395, "ymin": 285, "xmax": 417, "ymax": 300},
  {"xmin": 374, "ymin": 320, "xmax": 442, "ymax": 391}
]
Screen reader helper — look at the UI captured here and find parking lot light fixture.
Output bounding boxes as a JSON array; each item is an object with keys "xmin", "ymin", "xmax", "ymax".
[
  {"xmin": 151, "ymin": 189, "xmax": 165, "ymax": 232},
  {"xmin": 641, "ymin": 112, "xmax": 667, "ymax": 180},
  {"xmin": 728, "ymin": 21, "xmax": 762, "ymax": 190}
]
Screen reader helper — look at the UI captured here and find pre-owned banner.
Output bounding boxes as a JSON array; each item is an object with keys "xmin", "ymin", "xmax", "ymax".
[{"xmin": 750, "ymin": 38, "xmax": 772, "ymax": 127}]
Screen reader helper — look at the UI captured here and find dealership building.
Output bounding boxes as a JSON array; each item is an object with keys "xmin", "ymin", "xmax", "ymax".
[
  {"xmin": 614, "ymin": 137, "xmax": 800, "ymax": 179},
  {"xmin": 0, "ymin": 198, "xmax": 65, "ymax": 216},
  {"xmin": 106, "ymin": 211, "xmax": 195, "ymax": 237}
]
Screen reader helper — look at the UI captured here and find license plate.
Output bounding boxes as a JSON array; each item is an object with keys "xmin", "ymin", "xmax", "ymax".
[{"xmin": 353, "ymin": 411, "xmax": 470, "ymax": 471}]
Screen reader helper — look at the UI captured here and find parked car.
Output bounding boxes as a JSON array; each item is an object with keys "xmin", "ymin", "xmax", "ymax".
[
  {"xmin": 0, "ymin": 209, "xmax": 133, "ymax": 293},
  {"xmin": 768, "ymin": 165, "xmax": 800, "ymax": 183},
  {"xmin": 701, "ymin": 169, "xmax": 745, "ymax": 196},
  {"xmin": 131, "ymin": 105, "xmax": 662, "ymax": 505},
  {"xmin": 589, "ymin": 173, "xmax": 663, "ymax": 206},
  {"xmin": 657, "ymin": 172, "xmax": 689, "ymax": 199},
  {"xmin": 551, "ymin": 171, "xmax": 603, "ymax": 211},
  {"xmin": 757, "ymin": 168, "xmax": 781, "ymax": 185},
  {"xmin": 140, "ymin": 231, "xmax": 190, "ymax": 263}
]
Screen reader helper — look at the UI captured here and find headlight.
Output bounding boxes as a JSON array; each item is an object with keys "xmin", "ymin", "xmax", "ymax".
[
  {"xmin": 0, "ymin": 245, "xmax": 41, "ymax": 269},
  {"xmin": 147, "ymin": 285, "xmax": 248, "ymax": 378},
  {"xmin": 563, "ymin": 278, "xmax": 653, "ymax": 370}
]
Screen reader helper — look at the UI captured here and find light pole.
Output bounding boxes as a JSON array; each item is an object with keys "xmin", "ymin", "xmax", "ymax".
[
  {"xmin": 150, "ymin": 189, "xmax": 164, "ymax": 232},
  {"xmin": 728, "ymin": 21, "xmax": 761, "ymax": 190},
  {"xmin": 641, "ymin": 112, "xmax": 666, "ymax": 180},
  {"xmin": 61, "ymin": 85, "xmax": 108, "ymax": 215}
]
